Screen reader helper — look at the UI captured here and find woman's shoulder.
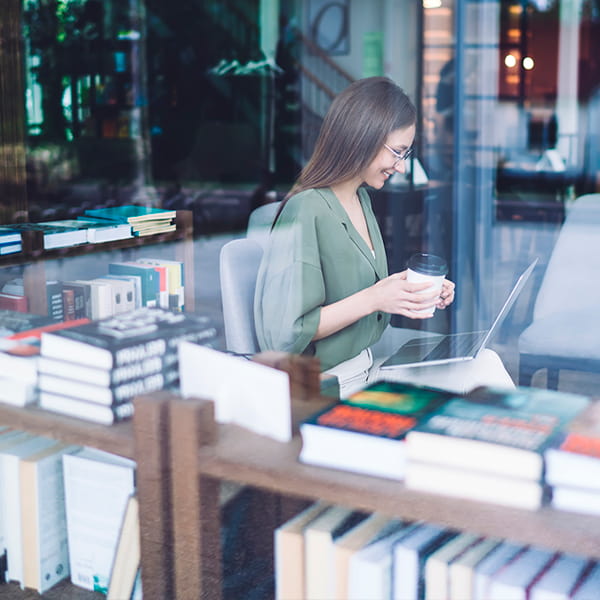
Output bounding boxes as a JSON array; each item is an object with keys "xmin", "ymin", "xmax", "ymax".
[{"xmin": 282, "ymin": 187, "xmax": 335, "ymax": 218}]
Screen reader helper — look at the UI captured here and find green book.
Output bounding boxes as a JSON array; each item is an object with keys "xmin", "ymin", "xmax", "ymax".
[{"xmin": 84, "ymin": 205, "xmax": 176, "ymax": 224}]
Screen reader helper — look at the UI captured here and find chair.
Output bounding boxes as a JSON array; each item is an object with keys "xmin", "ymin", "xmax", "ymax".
[
  {"xmin": 219, "ymin": 237, "xmax": 264, "ymax": 355},
  {"xmin": 518, "ymin": 193, "xmax": 600, "ymax": 388},
  {"xmin": 246, "ymin": 201, "xmax": 281, "ymax": 248}
]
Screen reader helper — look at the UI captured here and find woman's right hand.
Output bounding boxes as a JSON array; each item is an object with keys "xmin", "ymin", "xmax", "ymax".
[{"xmin": 370, "ymin": 271, "xmax": 440, "ymax": 318}]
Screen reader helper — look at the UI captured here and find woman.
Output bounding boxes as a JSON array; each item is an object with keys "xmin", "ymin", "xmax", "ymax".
[{"xmin": 254, "ymin": 77, "xmax": 512, "ymax": 395}]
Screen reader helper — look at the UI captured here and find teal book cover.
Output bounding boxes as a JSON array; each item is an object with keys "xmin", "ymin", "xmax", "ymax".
[{"xmin": 84, "ymin": 205, "xmax": 176, "ymax": 224}]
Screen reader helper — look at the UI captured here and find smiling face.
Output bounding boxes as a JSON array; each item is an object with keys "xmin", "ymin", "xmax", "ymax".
[{"xmin": 360, "ymin": 124, "xmax": 416, "ymax": 189}]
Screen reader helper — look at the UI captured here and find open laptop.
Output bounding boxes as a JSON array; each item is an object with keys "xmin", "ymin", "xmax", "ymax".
[{"xmin": 379, "ymin": 259, "xmax": 538, "ymax": 369}]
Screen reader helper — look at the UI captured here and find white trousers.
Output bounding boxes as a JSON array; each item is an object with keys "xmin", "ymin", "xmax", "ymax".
[{"xmin": 326, "ymin": 326, "xmax": 515, "ymax": 398}]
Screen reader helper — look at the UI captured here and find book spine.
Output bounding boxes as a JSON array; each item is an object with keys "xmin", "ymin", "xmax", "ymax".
[
  {"xmin": 62, "ymin": 289, "xmax": 76, "ymax": 321},
  {"xmin": 46, "ymin": 282, "xmax": 65, "ymax": 322}
]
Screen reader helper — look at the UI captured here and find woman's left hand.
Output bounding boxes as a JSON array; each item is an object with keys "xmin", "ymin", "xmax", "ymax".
[{"xmin": 436, "ymin": 279, "xmax": 456, "ymax": 309}]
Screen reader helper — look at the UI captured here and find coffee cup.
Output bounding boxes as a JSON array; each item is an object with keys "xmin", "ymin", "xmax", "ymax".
[{"xmin": 406, "ymin": 253, "xmax": 448, "ymax": 315}]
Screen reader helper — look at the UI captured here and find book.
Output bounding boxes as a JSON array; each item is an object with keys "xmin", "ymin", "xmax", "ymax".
[
  {"xmin": 84, "ymin": 204, "xmax": 176, "ymax": 225},
  {"xmin": 333, "ymin": 512, "xmax": 397, "ymax": 600},
  {"xmin": 0, "ymin": 434, "xmax": 57, "ymax": 585},
  {"xmin": 107, "ymin": 494, "xmax": 140, "ymax": 600},
  {"xmin": 60, "ymin": 281, "xmax": 91, "ymax": 319},
  {"xmin": 304, "ymin": 505, "xmax": 367, "ymax": 600},
  {"xmin": 0, "ymin": 309, "xmax": 54, "ymax": 337},
  {"xmin": 108, "ymin": 262, "xmax": 160, "ymax": 307},
  {"xmin": 39, "ymin": 392, "xmax": 135, "ymax": 425},
  {"xmin": 38, "ymin": 369, "xmax": 177, "ymax": 406},
  {"xmin": 424, "ymin": 531, "xmax": 483, "ymax": 600},
  {"xmin": 80, "ymin": 278, "xmax": 115, "ymax": 320},
  {"xmin": 545, "ymin": 399, "xmax": 600, "ymax": 491},
  {"xmin": 572, "ymin": 563, "xmax": 600, "ymax": 599},
  {"xmin": 46, "ymin": 280, "xmax": 65, "ymax": 321},
  {"xmin": 2, "ymin": 221, "xmax": 88, "ymax": 250},
  {"xmin": 274, "ymin": 501, "xmax": 330, "ymax": 600},
  {"xmin": 392, "ymin": 522, "xmax": 457, "ymax": 600},
  {"xmin": 528, "ymin": 552, "xmax": 590, "ymax": 600},
  {"xmin": 405, "ymin": 386, "xmax": 591, "ymax": 482},
  {"xmin": 405, "ymin": 461, "xmax": 547, "ymax": 510},
  {"xmin": 299, "ymin": 381, "xmax": 454, "ymax": 480},
  {"xmin": 0, "ymin": 292, "xmax": 28, "ymax": 312},
  {"xmin": 101, "ymin": 274, "xmax": 143, "ymax": 310},
  {"xmin": 473, "ymin": 541, "xmax": 525, "ymax": 600},
  {"xmin": 20, "ymin": 442, "xmax": 80, "ymax": 594},
  {"xmin": 347, "ymin": 521, "xmax": 418, "ymax": 600},
  {"xmin": 0, "ymin": 227, "xmax": 22, "ymax": 244},
  {"xmin": 550, "ymin": 485, "xmax": 600, "ymax": 516},
  {"xmin": 136, "ymin": 258, "xmax": 185, "ymax": 311},
  {"xmin": 62, "ymin": 447, "xmax": 136, "ymax": 593},
  {"xmin": 41, "ymin": 307, "xmax": 218, "ymax": 370},
  {"xmin": 487, "ymin": 547, "xmax": 558, "ymax": 600},
  {"xmin": 131, "ymin": 221, "xmax": 176, "ymax": 236},
  {"xmin": 0, "ymin": 376, "xmax": 37, "ymax": 407},
  {"xmin": 448, "ymin": 537, "xmax": 503, "ymax": 600},
  {"xmin": 99, "ymin": 277, "xmax": 136, "ymax": 315},
  {"xmin": 74, "ymin": 217, "xmax": 133, "ymax": 243},
  {"xmin": 0, "ymin": 241, "xmax": 21, "ymax": 256}
]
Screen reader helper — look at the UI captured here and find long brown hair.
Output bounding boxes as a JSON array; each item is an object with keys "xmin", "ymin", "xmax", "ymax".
[{"xmin": 278, "ymin": 77, "xmax": 416, "ymax": 220}]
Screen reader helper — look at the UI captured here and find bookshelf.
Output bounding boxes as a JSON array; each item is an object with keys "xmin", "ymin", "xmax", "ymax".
[{"xmin": 165, "ymin": 391, "xmax": 600, "ymax": 600}]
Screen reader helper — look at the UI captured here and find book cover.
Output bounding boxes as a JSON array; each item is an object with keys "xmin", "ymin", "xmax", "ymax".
[
  {"xmin": 41, "ymin": 307, "xmax": 218, "ymax": 370},
  {"xmin": 392, "ymin": 522, "xmax": 457, "ymax": 600},
  {"xmin": 62, "ymin": 448, "xmax": 136, "ymax": 592},
  {"xmin": 1, "ymin": 222, "xmax": 88, "ymax": 250},
  {"xmin": 0, "ymin": 376, "xmax": 37, "ymax": 407},
  {"xmin": 107, "ymin": 494, "xmax": 140, "ymax": 600},
  {"xmin": 406, "ymin": 386, "xmax": 591, "ymax": 481},
  {"xmin": 0, "ymin": 292, "xmax": 28, "ymax": 313},
  {"xmin": 84, "ymin": 205, "xmax": 176, "ymax": 224},
  {"xmin": 108, "ymin": 262, "xmax": 160, "ymax": 307},
  {"xmin": 473, "ymin": 541, "xmax": 525, "ymax": 600},
  {"xmin": 0, "ymin": 434, "xmax": 57, "ymax": 585},
  {"xmin": 550, "ymin": 485, "xmax": 600, "ymax": 516},
  {"xmin": 545, "ymin": 399, "xmax": 600, "ymax": 490},
  {"xmin": 74, "ymin": 217, "xmax": 133, "ymax": 243},
  {"xmin": 299, "ymin": 381, "xmax": 455, "ymax": 480},
  {"xmin": 0, "ymin": 242, "xmax": 22, "ymax": 256},
  {"xmin": 572, "ymin": 563, "xmax": 600, "ymax": 600},
  {"xmin": 136, "ymin": 258, "xmax": 184, "ymax": 311},
  {"xmin": 304, "ymin": 506, "xmax": 368, "ymax": 600},
  {"xmin": 20, "ymin": 442, "xmax": 80, "ymax": 594},
  {"xmin": 46, "ymin": 280, "xmax": 65, "ymax": 321},
  {"xmin": 0, "ymin": 309, "xmax": 54, "ymax": 337},
  {"xmin": 38, "ymin": 368, "xmax": 178, "ymax": 406},
  {"xmin": 0, "ymin": 227, "xmax": 22, "ymax": 244},
  {"xmin": 61, "ymin": 281, "xmax": 91, "ymax": 319},
  {"xmin": 274, "ymin": 501, "xmax": 330, "ymax": 600},
  {"xmin": 40, "ymin": 392, "xmax": 135, "ymax": 425},
  {"xmin": 81, "ymin": 279, "xmax": 115, "ymax": 320},
  {"xmin": 101, "ymin": 275, "xmax": 142, "ymax": 310}
]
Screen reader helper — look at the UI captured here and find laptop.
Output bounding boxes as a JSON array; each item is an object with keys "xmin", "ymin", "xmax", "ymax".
[{"xmin": 379, "ymin": 259, "xmax": 538, "ymax": 369}]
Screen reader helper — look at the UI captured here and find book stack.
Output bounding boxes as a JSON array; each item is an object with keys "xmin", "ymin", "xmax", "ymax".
[
  {"xmin": 0, "ymin": 313, "xmax": 89, "ymax": 407},
  {"xmin": 38, "ymin": 307, "xmax": 219, "ymax": 424},
  {"xmin": 298, "ymin": 380, "xmax": 454, "ymax": 481},
  {"xmin": 84, "ymin": 205, "xmax": 177, "ymax": 237},
  {"xmin": 403, "ymin": 386, "xmax": 591, "ymax": 510},
  {"xmin": 0, "ymin": 227, "xmax": 22, "ymax": 256},
  {"xmin": 545, "ymin": 399, "xmax": 600, "ymax": 516},
  {"xmin": 274, "ymin": 502, "xmax": 600, "ymax": 600}
]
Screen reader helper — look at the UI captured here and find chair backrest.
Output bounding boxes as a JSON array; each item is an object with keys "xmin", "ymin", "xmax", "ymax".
[
  {"xmin": 246, "ymin": 201, "xmax": 281, "ymax": 248},
  {"xmin": 533, "ymin": 193, "xmax": 600, "ymax": 320},
  {"xmin": 219, "ymin": 237, "xmax": 264, "ymax": 355}
]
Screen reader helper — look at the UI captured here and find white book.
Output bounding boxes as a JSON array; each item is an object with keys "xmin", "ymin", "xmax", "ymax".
[
  {"xmin": 348, "ymin": 521, "xmax": 417, "ymax": 600},
  {"xmin": 449, "ymin": 537, "xmax": 503, "ymax": 600},
  {"xmin": 274, "ymin": 501, "xmax": 330, "ymax": 600},
  {"xmin": 63, "ymin": 447, "xmax": 136, "ymax": 593},
  {"xmin": 304, "ymin": 505, "xmax": 364, "ymax": 600},
  {"xmin": 99, "ymin": 277, "xmax": 136, "ymax": 315},
  {"xmin": 529, "ymin": 553, "xmax": 589, "ymax": 600},
  {"xmin": 392, "ymin": 522, "xmax": 455, "ymax": 600},
  {"xmin": 487, "ymin": 547, "xmax": 557, "ymax": 600},
  {"xmin": 20, "ymin": 443, "xmax": 80, "ymax": 593},
  {"xmin": 0, "ymin": 376, "xmax": 37, "ymax": 407},
  {"xmin": 0, "ymin": 434, "xmax": 56, "ymax": 585},
  {"xmin": 79, "ymin": 279, "xmax": 115, "ymax": 320},
  {"xmin": 0, "ymin": 351, "xmax": 39, "ymax": 385},
  {"xmin": 424, "ymin": 531, "xmax": 483, "ymax": 600},
  {"xmin": 545, "ymin": 447, "xmax": 600, "ymax": 491},
  {"xmin": 472, "ymin": 540, "xmax": 524, "ymax": 600},
  {"xmin": 572, "ymin": 563, "xmax": 600, "ymax": 600},
  {"xmin": 551, "ymin": 485, "xmax": 600, "ymax": 516},
  {"xmin": 333, "ymin": 512, "xmax": 397, "ymax": 600},
  {"xmin": 101, "ymin": 275, "xmax": 143, "ymax": 310}
]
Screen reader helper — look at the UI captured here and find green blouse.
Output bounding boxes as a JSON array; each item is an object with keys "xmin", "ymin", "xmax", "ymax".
[{"xmin": 253, "ymin": 187, "xmax": 391, "ymax": 371}]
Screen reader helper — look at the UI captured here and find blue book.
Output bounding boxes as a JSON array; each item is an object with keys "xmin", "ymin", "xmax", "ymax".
[
  {"xmin": 0, "ymin": 228, "xmax": 22, "ymax": 244},
  {"xmin": 84, "ymin": 205, "xmax": 176, "ymax": 225},
  {"xmin": 108, "ymin": 262, "xmax": 160, "ymax": 307}
]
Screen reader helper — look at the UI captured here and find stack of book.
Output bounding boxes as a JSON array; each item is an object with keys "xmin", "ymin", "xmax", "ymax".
[
  {"xmin": 403, "ymin": 386, "xmax": 591, "ymax": 510},
  {"xmin": 0, "ymin": 227, "xmax": 22, "ymax": 256},
  {"xmin": 83, "ymin": 205, "xmax": 177, "ymax": 237},
  {"xmin": 298, "ymin": 380, "xmax": 454, "ymax": 480},
  {"xmin": 545, "ymin": 399, "xmax": 600, "ymax": 515},
  {"xmin": 274, "ymin": 501, "xmax": 599, "ymax": 600},
  {"xmin": 38, "ymin": 307, "xmax": 219, "ymax": 424}
]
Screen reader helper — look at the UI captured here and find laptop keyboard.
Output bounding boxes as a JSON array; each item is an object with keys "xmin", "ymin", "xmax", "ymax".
[{"xmin": 423, "ymin": 331, "xmax": 487, "ymax": 361}]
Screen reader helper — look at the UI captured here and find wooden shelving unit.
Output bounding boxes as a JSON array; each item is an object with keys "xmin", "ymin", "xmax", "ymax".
[{"xmin": 165, "ymin": 391, "xmax": 600, "ymax": 600}]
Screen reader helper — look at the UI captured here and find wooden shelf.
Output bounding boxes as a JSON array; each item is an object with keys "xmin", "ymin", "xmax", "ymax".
[{"xmin": 0, "ymin": 403, "xmax": 134, "ymax": 459}]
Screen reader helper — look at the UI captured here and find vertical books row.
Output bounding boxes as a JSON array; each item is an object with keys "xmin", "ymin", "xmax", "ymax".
[
  {"xmin": 298, "ymin": 381, "xmax": 598, "ymax": 513},
  {"xmin": 0, "ymin": 256, "xmax": 186, "ymax": 319},
  {"xmin": 0, "ymin": 427, "xmax": 137, "ymax": 597},
  {"xmin": 275, "ymin": 501, "xmax": 600, "ymax": 600}
]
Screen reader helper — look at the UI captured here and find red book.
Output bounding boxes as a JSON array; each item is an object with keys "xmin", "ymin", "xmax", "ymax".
[{"xmin": 0, "ymin": 293, "xmax": 29, "ymax": 313}]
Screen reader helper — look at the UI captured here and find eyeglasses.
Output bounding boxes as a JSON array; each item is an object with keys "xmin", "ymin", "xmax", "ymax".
[{"xmin": 384, "ymin": 144, "xmax": 413, "ymax": 164}]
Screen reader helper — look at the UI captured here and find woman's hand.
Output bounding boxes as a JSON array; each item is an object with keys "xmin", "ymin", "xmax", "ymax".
[{"xmin": 437, "ymin": 278, "xmax": 455, "ymax": 310}]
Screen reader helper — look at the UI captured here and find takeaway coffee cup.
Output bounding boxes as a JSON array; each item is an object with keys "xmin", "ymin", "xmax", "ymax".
[{"xmin": 406, "ymin": 253, "xmax": 448, "ymax": 315}]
